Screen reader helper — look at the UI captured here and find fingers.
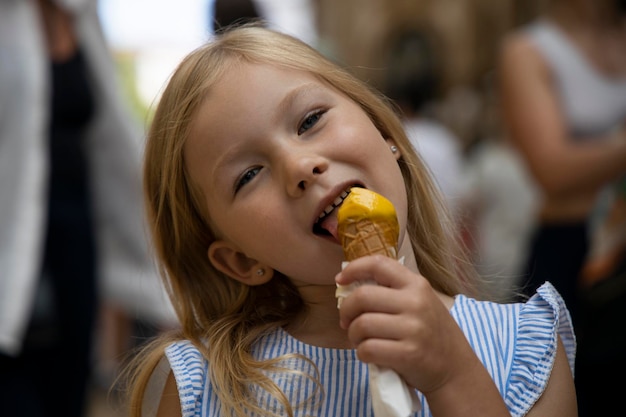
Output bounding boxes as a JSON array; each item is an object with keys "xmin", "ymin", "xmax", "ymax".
[
  {"xmin": 336, "ymin": 256, "xmax": 433, "ymax": 330},
  {"xmin": 338, "ymin": 284, "xmax": 400, "ymax": 324},
  {"xmin": 346, "ymin": 310, "xmax": 418, "ymax": 343},
  {"xmin": 335, "ymin": 254, "xmax": 416, "ymax": 289},
  {"xmin": 354, "ymin": 338, "xmax": 422, "ymax": 368},
  {"xmin": 334, "ymin": 255, "xmax": 475, "ymax": 393}
]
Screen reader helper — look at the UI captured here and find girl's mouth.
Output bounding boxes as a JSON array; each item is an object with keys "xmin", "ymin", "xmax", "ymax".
[{"xmin": 313, "ymin": 185, "xmax": 362, "ymax": 238}]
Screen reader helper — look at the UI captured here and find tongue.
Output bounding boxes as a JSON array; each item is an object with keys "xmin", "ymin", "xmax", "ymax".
[{"xmin": 320, "ymin": 214, "xmax": 339, "ymax": 241}]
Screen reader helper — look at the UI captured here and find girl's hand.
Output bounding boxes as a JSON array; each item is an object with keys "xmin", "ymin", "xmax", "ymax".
[
  {"xmin": 335, "ymin": 256, "xmax": 549, "ymax": 416},
  {"xmin": 335, "ymin": 255, "xmax": 486, "ymax": 394}
]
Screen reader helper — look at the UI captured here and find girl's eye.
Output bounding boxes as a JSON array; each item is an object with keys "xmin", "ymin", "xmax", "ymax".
[
  {"xmin": 298, "ymin": 110, "xmax": 324, "ymax": 135},
  {"xmin": 235, "ymin": 166, "xmax": 261, "ymax": 193}
]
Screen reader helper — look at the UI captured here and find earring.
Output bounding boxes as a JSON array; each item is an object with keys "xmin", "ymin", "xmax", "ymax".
[
  {"xmin": 390, "ymin": 145, "xmax": 398, "ymax": 153},
  {"xmin": 256, "ymin": 268, "xmax": 265, "ymax": 276}
]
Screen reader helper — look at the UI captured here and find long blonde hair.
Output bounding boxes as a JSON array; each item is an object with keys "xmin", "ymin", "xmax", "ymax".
[{"xmin": 124, "ymin": 24, "xmax": 480, "ymax": 417}]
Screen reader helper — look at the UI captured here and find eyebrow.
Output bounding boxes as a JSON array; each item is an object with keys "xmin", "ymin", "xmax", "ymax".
[{"xmin": 276, "ymin": 82, "xmax": 324, "ymax": 118}]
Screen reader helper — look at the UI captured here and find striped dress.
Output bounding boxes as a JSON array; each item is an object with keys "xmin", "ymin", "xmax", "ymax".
[{"xmin": 161, "ymin": 282, "xmax": 575, "ymax": 417}]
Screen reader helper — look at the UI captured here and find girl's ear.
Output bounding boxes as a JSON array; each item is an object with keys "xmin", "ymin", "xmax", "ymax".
[{"xmin": 208, "ymin": 240, "xmax": 274, "ymax": 286}]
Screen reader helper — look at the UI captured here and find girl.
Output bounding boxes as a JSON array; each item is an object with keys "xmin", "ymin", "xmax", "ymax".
[{"xmin": 125, "ymin": 25, "xmax": 577, "ymax": 417}]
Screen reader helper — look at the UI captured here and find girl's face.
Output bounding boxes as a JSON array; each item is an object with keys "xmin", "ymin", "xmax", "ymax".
[{"xmin": 185, "ymin": 62, "xmax": 407, "ymax": 288}]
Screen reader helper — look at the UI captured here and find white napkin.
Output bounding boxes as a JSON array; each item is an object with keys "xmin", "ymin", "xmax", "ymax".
[{"xmin": 336, "ymin": 258, "xmax": 421, "ymax": 416}]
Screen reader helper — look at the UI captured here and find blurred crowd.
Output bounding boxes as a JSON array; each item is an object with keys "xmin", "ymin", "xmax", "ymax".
[{"xmin": 1, "ymin": 0, "xmax": 624, "ymax": 416}]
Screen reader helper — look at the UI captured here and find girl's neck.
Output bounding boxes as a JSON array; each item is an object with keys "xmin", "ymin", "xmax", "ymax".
[{"xmin": 284, "ymin": 285, "xmax": 352, "ymax": 349}]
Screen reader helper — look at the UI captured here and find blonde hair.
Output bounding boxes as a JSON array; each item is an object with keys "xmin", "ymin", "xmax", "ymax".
[{"xmin": 124, "ymin": 24, "xmax": 480, "ymax": 417}]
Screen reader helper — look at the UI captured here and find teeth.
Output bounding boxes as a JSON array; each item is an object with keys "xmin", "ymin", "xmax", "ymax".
[{"xmin": 318, "ymin": 188, "xmax": 351, "ymax": 220}]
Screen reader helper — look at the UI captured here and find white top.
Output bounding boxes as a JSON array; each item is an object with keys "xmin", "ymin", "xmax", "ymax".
[
  {"xmin": 526, "ymin": 19, "xmax": 626, "ymax": 138},
  {"xmin": 463, "ymin": 140, "xmax": 540, "ymax": 297},
  {"xmin": 403, "ymin": 118, "xmax": 465, "ymax": 213}
]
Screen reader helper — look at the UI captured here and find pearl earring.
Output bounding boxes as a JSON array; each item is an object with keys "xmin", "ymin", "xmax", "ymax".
[
  {"xmin": 256, "ymin": 268, "xmax": 265, "ymax": 276},
  {"xmin": 390, "ymin": 145, "xmax": 398, "ymax": 153}
]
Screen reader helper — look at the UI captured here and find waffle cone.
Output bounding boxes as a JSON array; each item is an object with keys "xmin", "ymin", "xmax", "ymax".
[{"xmin": 338, "ymin": 218, "xmax": 398, "ymax": 261}]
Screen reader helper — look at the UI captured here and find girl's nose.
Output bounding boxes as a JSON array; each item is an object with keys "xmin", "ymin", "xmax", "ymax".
[{"xmin": 283, "ymin": 152, "xmax": 329, "ymax": 197}]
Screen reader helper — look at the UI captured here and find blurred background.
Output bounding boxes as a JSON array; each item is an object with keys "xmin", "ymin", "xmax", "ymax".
[
  {"xmin": 1, "ymin": 0, "xmax": 623, "ymax": 416},
  {"xmin": 97, "ymin": 0, "xmax": 534, "ymax": 145}
]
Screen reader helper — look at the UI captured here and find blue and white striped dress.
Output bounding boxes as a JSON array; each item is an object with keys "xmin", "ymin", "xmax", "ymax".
[{"xmin": 163, "ymin": 282, "xmax": 575, "ymax": 417}]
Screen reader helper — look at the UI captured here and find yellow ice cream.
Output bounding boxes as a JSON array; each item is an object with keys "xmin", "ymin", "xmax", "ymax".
[{"xmin": 337, "ymin": 188, "xmax": 399, "ymax": 261}]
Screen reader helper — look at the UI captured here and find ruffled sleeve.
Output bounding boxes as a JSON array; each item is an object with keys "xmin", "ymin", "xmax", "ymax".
[
  {"xmin": 506, "ymin": 282, "xmax": 576, "ymax": 415},
  {"xmin": 165, "ymin": 340, "xmax": 209, "ymax": 417}
]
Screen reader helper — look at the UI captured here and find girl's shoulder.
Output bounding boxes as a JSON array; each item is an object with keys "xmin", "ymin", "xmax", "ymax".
[
  {"xmin": 161, "ymin": 341, "xmax": 209, "ymax": 416},
  {"xmin": 451, "ymin": 281, "xmax": 576, "ymax": 368},
  {"xmin": 451, "ymin": 282, "xmax": 576, "ymax": 416}
]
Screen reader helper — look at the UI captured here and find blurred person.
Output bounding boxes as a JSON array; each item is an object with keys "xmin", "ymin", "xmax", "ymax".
[
  {"xmin": 463, "ymin": 139, "xmax": 540, "ymax": 301},
  {"xmin": 498, "ymin": 0, "xmax": 626, "ymax": 414},
  {"xmin": 211, "ymin": 0, "xmax": 263, "ymax": 32},
  {"xmin": 208, "ymin": 0, "xmax": 319, "ymax": 47},
  {"xmin": 498, "ymin": 0, "xmax": 626, "ymax": 324},
  {"xmin": 384, "ymin": 29, "xmax": 466, "ymax": 218},
  {"xmin": 0, "ymin": 1, "xmax": 174, "ymax": 416},
  {"xmin": 463, "ymin": 76, "xmax": 541, "ymax": 302},
  {"xmin": 253, "ymin": 0, "xmax": 319, "ymax": 47}
]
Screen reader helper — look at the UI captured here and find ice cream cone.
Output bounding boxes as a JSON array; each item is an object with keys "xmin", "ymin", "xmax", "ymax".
[
  {"xmin": 335, "ymin": 189, "xmax": 420, "ymax": 416},
  {"xmin": 337, "ymin": 188, "xmax": 399, "ymax": 261},
  {"xmin": 339, "ymin": 218, "xmax": 398, "ymax": 260}
]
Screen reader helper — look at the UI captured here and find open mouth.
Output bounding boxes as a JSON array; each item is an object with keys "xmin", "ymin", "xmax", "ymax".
[{"xmin": 313, "ymin": 185, "xmax": 362, "ymax": 236}]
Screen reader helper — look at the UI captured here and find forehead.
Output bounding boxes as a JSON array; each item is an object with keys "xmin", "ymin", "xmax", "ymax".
[{"xmin": 191, "ymin": 62, "xmax": 324, "ymax": 135}]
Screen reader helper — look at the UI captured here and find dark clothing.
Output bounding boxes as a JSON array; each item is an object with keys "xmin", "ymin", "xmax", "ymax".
[
  {"xmin": 521, "ymin": 220, "xmax": 626, "ymax": 417},
  {"xmin": 0, "ymin": 48, "xmax": 97, "ymax": 417},
  {"xmin": 520, "ymin": 220, "xmax": 588, "ymax": 328},
  {"xmin": 575, "ymin": 265, "xmax": 626, "ymax": 417}
]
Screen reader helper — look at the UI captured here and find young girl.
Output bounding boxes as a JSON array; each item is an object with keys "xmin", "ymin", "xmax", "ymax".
[{"xmin": 125, "ymin": 25, "xmax": 577, "ymax": 417}]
